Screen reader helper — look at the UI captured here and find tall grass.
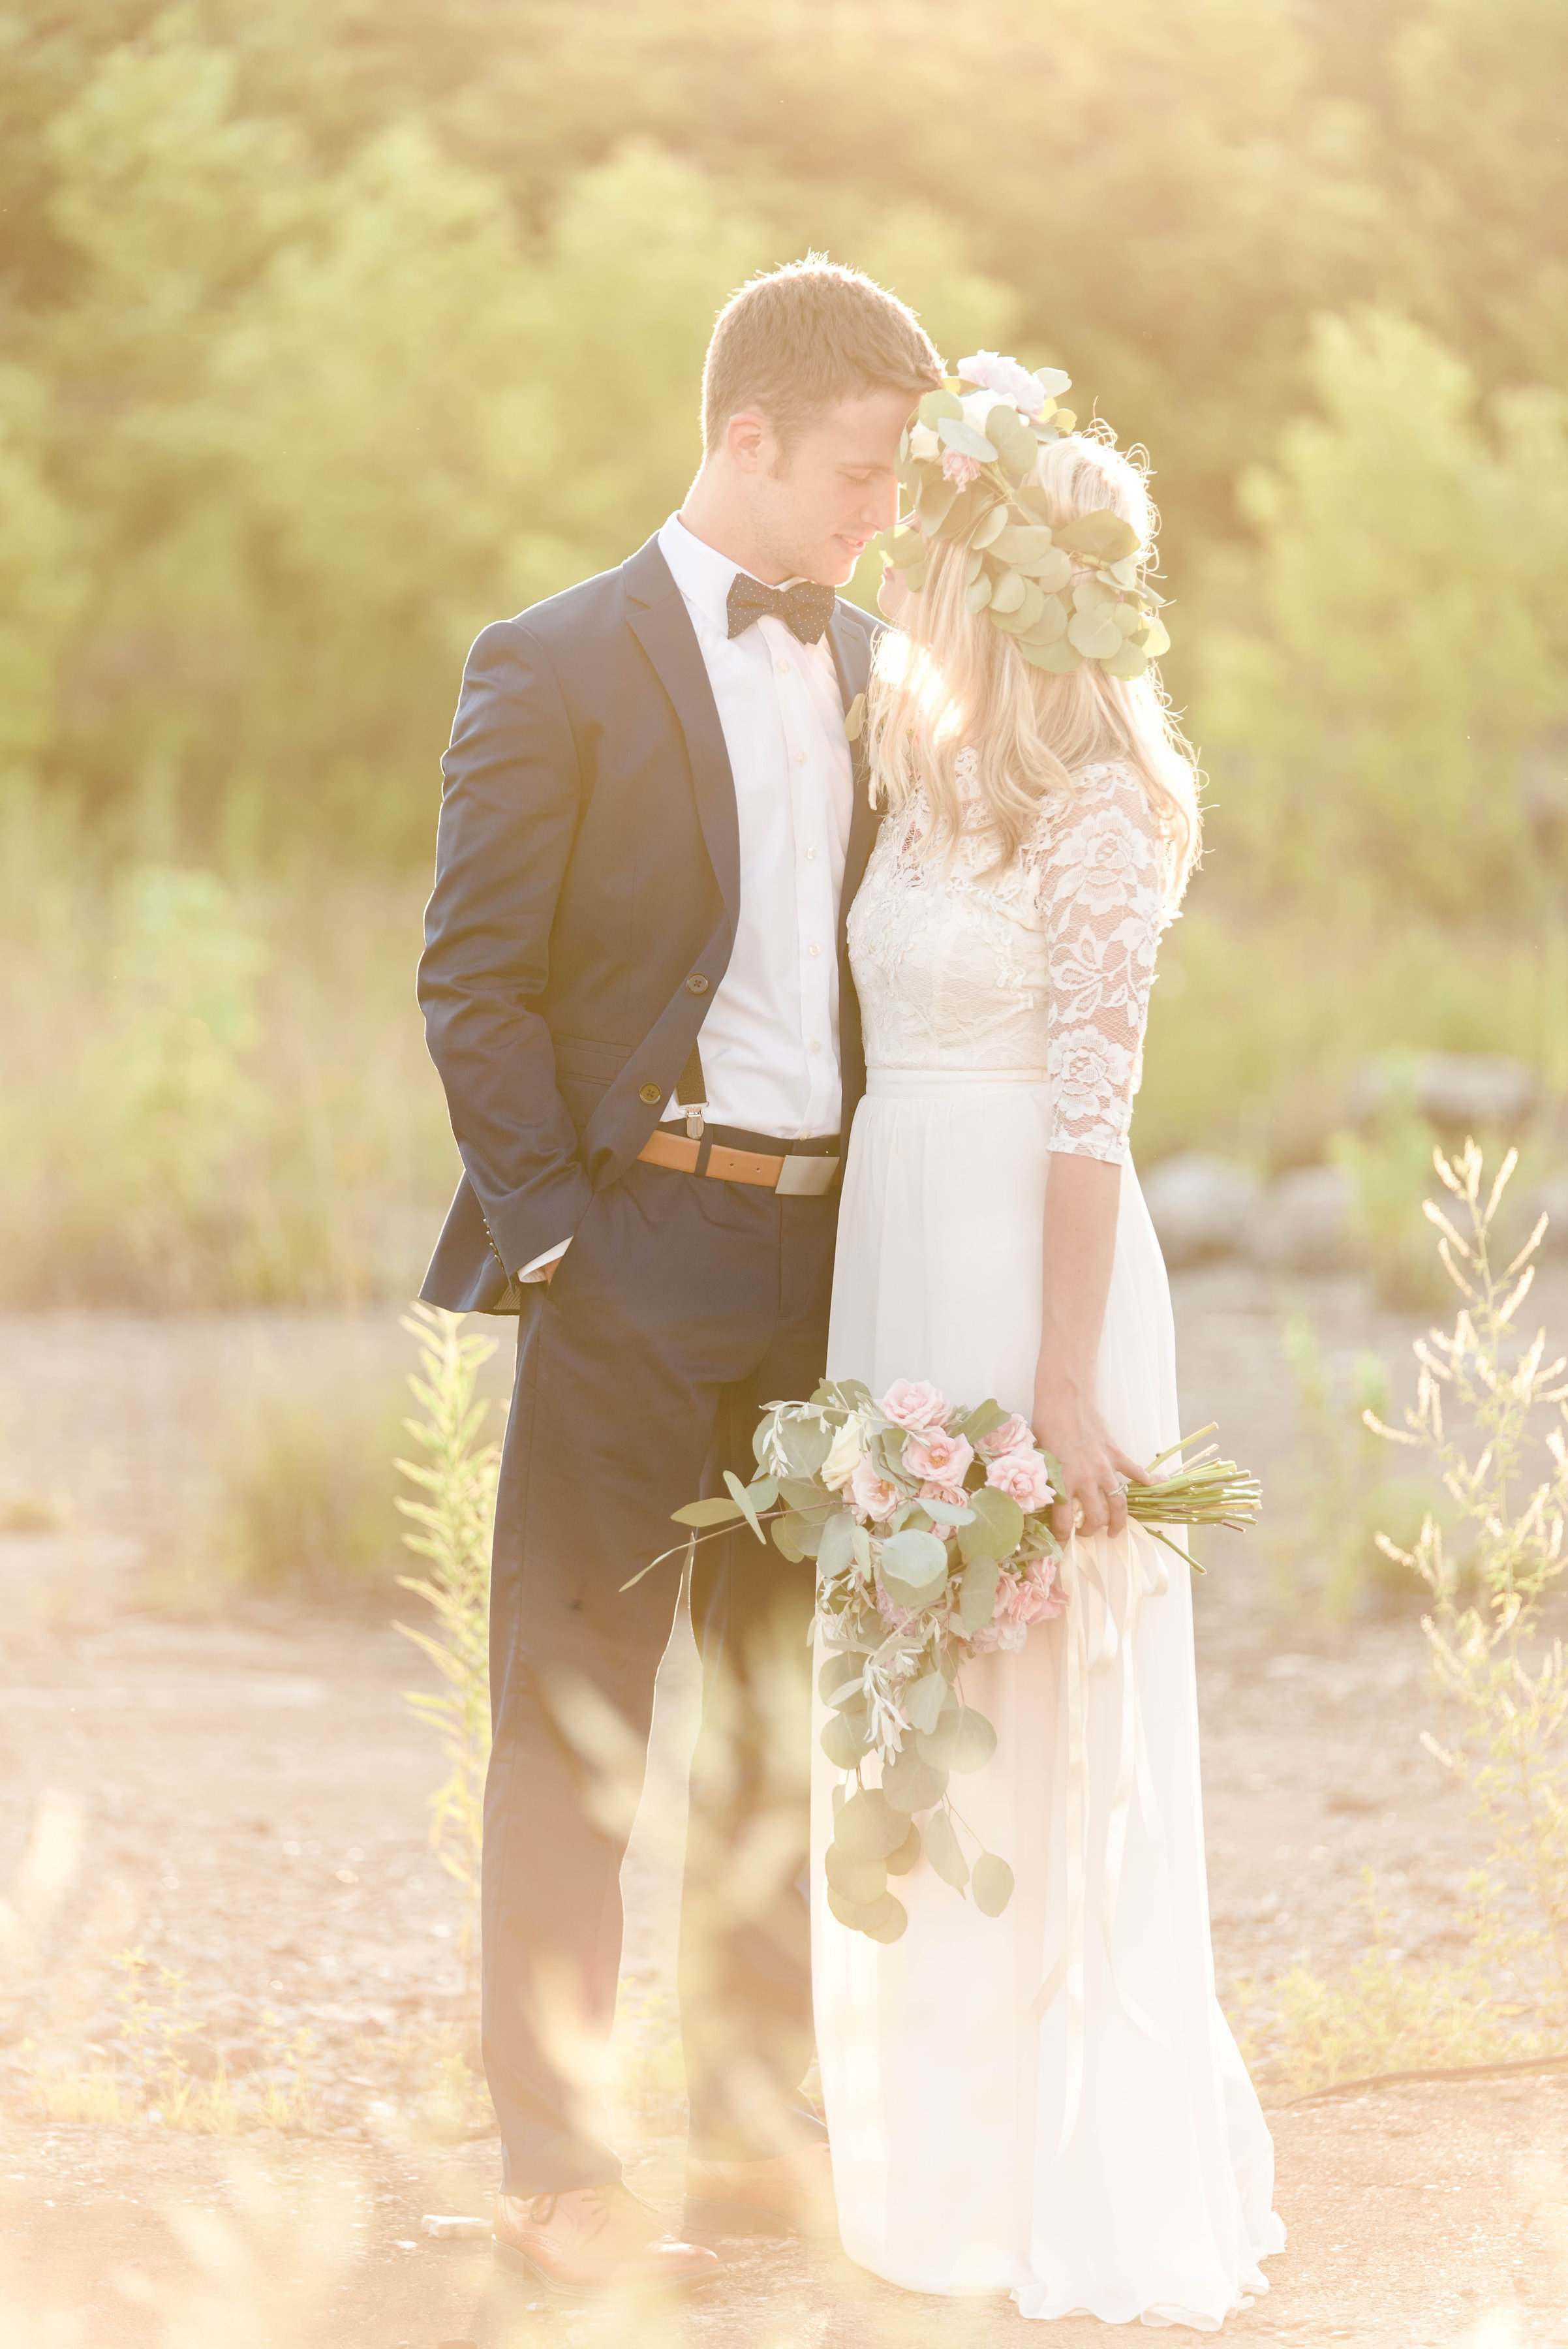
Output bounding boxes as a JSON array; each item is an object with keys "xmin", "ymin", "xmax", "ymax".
[
  {"xmin": 0, "ymin": 781, "xmax": 456, "ymax": 1308},
  {"xmin": 4, "ymin": 782, "xmax": 1565, "ymax": 1308}
]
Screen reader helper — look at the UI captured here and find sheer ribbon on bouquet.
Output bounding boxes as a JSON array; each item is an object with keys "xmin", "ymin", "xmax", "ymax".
[{"xmin": 1030, "ymin": 1523, "xmax": 1173, "ymax": 2151}]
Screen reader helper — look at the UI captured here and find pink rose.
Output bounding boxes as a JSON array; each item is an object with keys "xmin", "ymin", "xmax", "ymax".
[
  {"xmin": 957, "ymin": 350, "xmax": 1051, "ymax": 415},
  {"xmin": 850, "ymin": 1456, "xmax": 902, "ymax": 1524},
  {"xmin": 977, "ymin": 1411, "xmax": 1034, "ymax": 1459},
  {"xmin": 919, "ymin": 1481, "xmax": 969, "ymax": 1510},
  {"xmin": 985, "ymin": 1447, "xmax": 1056, "ymax": 1513},
  {"xmin": 904, "ymin": 1428, "xmax": 974, "ymax": 1486},
  {"xmin": 968, "ymin": 1557, "xmax": 1064, "ymax": 1653},
  {"xmin": 941, "ymin": 450, "xmax": 982, "ymax": 487},
  {"xmin": 880, "ymin": 1379, "xmax": 949, "ymax": 1432}
]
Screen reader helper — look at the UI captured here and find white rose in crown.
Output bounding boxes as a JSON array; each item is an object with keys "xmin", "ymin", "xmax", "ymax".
[
  {"xmin": 957, "ymin": 350, "xmax": 1051, "ymax": 414},
  {"xmin": 821, "ymin": 1413, "xmax": 867, "ymax": 1492}
]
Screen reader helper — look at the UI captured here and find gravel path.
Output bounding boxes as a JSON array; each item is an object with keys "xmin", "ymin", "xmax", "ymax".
[{"xmin": 1, "ymin": 1273, "xmax": 1565, "ymax": 2343}]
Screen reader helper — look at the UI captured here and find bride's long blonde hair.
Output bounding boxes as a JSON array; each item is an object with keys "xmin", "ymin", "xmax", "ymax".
[{"xmin": 865, "ymin": 429, "xmax": 1201, "ymax": 904}]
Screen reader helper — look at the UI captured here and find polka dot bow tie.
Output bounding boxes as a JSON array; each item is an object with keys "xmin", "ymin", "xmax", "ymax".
[{"xmin": 724, "ymin": 574, "xmax": 837, "ymax": 646}]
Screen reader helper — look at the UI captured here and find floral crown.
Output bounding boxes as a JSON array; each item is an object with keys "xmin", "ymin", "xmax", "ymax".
[{"xmin": 874, "ymin": 351, "xmax": 1170, "ymax": 679}]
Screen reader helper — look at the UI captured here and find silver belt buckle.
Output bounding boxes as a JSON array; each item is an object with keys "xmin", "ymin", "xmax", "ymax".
[{"xmin": 774, "ymin": 1152, "xmax": 840, "ymax": 1197}]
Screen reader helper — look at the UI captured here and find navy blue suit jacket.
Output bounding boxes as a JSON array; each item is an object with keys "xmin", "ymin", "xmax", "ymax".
[{"xmin": 417, "ymin": 534, "xmax": 882, "ymax": 1314}]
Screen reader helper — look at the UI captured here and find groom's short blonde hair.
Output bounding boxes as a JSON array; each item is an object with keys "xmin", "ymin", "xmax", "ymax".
[{"xmin": 702, "ymin": 256, "xmax": 944, "ymax": 453}]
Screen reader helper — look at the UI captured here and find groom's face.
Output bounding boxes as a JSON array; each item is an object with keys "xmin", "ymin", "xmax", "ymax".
[{"xmin": 750, "ymin": 385, "xmax": 916, "ymax": 586}]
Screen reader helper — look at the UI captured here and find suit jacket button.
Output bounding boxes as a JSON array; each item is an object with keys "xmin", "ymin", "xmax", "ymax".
[
  {"xmin": 686, "ymin": 974, "xmax": 709, "ymax": 994},
  {"xmin": 639, "ymin": 1082, "xmax": 662, "ymax": 1104}
]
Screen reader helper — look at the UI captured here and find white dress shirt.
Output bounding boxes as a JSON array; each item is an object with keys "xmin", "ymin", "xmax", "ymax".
[{"xmin": 519, "ymin": 513, "xmax": 853, "ymax": 1282}]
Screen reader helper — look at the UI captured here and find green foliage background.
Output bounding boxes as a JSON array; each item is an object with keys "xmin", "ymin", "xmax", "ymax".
[{"xmin": 3, "ymin": 0, "xmax": 1567, "ymax": 1300}]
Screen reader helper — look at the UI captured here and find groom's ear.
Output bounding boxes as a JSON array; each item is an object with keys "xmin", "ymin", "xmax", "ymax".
[{"xmin": 724, "ymin": 407, "xmax": 777, "ymax": 475}]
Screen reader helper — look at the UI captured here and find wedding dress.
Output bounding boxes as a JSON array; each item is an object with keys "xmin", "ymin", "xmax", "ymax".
[{"xmin": 814, "ymin": 752, "xmax": 1284, "ymax": 2327}]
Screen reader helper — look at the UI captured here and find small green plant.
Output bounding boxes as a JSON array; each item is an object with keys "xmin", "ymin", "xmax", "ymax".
[
  {"xmin": 395, "ymin": 1304, "xmax": 501, "ymax": 1978},
  {"xmin": 1252, "ymin": 1143, "xmax": 1568, "ymax": 2090},
  {"xmin": 1276, "ymin": 1310, "xmax": 1441, "ymax": 1616},
  {"xmin": 1375, "ymin": 1143, "xmax": 1568, "ymax": 2030}
]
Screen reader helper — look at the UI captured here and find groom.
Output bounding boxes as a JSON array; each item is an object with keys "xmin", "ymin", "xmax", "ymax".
[{"xmin": 418, "ymin": 258, "xmax": 943, "ymax": 2294}]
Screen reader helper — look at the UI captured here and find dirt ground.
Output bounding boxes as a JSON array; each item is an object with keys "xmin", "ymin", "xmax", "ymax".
[{"xmin": 3, "ymin": 1267, "xmax": 1567, "ymax": 2346}]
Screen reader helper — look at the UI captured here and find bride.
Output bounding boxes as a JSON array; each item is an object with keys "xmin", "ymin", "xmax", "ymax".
[{"xmin": 812, "ymin": 375, "xmax": 1284, "ymax": 2327}]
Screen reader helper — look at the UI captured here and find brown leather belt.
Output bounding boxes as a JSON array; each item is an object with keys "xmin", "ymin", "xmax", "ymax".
[{"xmin": 638, "ymin": 1126, "xmax": 841, "ymax": 1196}]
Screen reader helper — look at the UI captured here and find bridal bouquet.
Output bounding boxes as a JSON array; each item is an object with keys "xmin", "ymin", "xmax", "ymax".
[{"xmin": 632, "ymin": 1379, "xmax": 1259, "ymax": 1946}]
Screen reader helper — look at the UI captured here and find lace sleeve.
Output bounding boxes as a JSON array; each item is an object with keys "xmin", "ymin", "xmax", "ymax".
[{"xmin": 1032, "ymin": 763, "xmax": 1165, "ymax": 1165}]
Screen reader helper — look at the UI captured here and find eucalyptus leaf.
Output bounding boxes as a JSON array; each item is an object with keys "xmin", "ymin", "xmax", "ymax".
[
  {"xmin": 957, "ymin": 1398, "xmax": 1010, "ymax": 1442},
  {"xmin": 918, "ymin": 388, "xmax": 963, "ymax": 427},
  {"xmin": 671, "ymin": 1496, "xmax": 746, "ymax": 1528},
  {"xmin": 915, "ymin": 474, "xmax": 957, "ymax": 529},
  {"xmin": 818, "ymin": 1652, "xmax": 863, "ymax": 1704},
  {"xmin": 949, "ymin": 1708, "xmax": 998, "ymax": 1774},
  {"xmin": 1016, "ymin": 484, "xmax": 1053, "ymax": 521},
  {"xmin": 881, "ymin": 1751, "xmax": 949, "ymax": 1813},
  {"xmin": 852, "ymin": 1522, "xmax": 873, "ymax": 1578},
  {"xmin": 991, "ymin": 579, "xmax": 1046, "ymax": 636},
  {"xmin": 957, "ymin": 1484, "xmax": 1025, "ymax": 1563},
  {"xmin": 817, "ymin": 1510, "xmax": 857, "ymax": 1582},
  {"xmin": 776, "ymin": 1475, "xmax": 822, "ymax": 1510},
  {"xmin": 1034, "ymin": 367, "xmax": 1072, "ymax": 398},
  {"xmin": 965, "ymin": 573, "xmax": 992, "ymax": 613},
  {"xmin": 880, "ymin": 1528, "xmax": 949, "ymax": 1602},
  {"xmin": 971, "ymin": 502, "xmax": 1008, "ymax": 549},
  {"xmin": 824, "ymin": 1843, "xmax": 886, "ymax": 1905},
  {"xmin": 990, "ymin": 525, "xmax": 1055, "ymax": 566},
  {"xmin": 923, "ymin": 1805, "xmax": 970, "ymax": 1891},
  {"xmin": 1019, "ymin": 594, "xmax": 1070, "ymax": 648},
  {"xmin": 1142, "ymin": 614, "xmax": 1171, "ymax": 656},
  {"xmin": 1072, "ymin": 576, "xmax": 1115, "ymax": 613},
  {"xmin": 780, "ymin": 1415, "xmax": 833, "ymax": 1477},
  {"xmin": 820, "ymin": 1710, "xmax": 870, "ymax": 1770},
  {"xmin": 885, "ymin": 1821, "xmax": 922, "ymax": 1875},
  {"xmin": 1054, "ymin": 508, "xmax": 1140, "ymax": 564},
  {"xmin": 972, "ymin": 1853, "xmax": 1016, "ymax": 1916},
  {"xmin": 1021, "ymin": 636, "xmax": 1083, "ymax": 673},
  {"xmin": 964, "ymin": 549, "xmax": 985, "ymax": 586},
  {"xmin": 1108, "ymin": 556, "xmax": 1140, "ymax": 589},
  {"xmin": 958, "ymin": 1554, "xmax": 1002, "ymax": 1633},
  {"xmin": 723, "ymin": 1469, "xmax": 767, "ymax": 1543},
  {"xmin": 920, "ymin": 1496, "xmax": 976, "ymax": 1526},
  {"xmin": 985, "ymin": 403, "xmax": 1037, "ymax": 468},
  {"xmin": 1114, "ymin": 603, "xmax": 1142, "ymax": 636},
  {"xmin": 938, "ymin": 416, "xmax": 999, "ymax": 462},
  {"xmin": 1068, "ymin": 608, "xmax": 1124, "ymax": 660},
  {"xmin": 904, "ymin": 1672, "xmax": 949, "ymax": 1735},
  {"xmin": 1026, "ymin": 547, "xmax": 1073, "ymax": 592},
  {"xmin": 989, "ymin": 568, "xmax": 1026, "ymax": 616},
  {"xmin": 827, "ymin": 1886, "xmax": 906, "ymax": 1940},
  {"xmin": 835, "ymin": 1787, "xmax": 906, "ymax": 1859},
  {"xmin": 1101, "ymin": 644, "xmax": 1149, "ymax": 681}
]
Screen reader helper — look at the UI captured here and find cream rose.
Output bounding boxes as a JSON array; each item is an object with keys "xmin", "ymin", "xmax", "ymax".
[{"xmin": 821, "ymin": 1413, "xmax": 866, "ymax": 1493}]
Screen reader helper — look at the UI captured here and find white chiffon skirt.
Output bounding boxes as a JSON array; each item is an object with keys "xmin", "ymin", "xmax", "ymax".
[{"xmin": 814, "ymin": 1068, "xmax": 1284, "ymax": 2328}]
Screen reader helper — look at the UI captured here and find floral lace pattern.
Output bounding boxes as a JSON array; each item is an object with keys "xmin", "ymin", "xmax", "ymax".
[{"xmin": 849, "ymin": 752, "xmax": 1165, "ymax": 1164}]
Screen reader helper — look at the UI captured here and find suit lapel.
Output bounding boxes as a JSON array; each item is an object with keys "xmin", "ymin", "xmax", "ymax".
[{"xmin": 623, "ymin": 538, "xmax": 740, "ymax": 927}]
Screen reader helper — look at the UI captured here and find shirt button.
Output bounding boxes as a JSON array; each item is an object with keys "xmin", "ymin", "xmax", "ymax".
[
  {"xmin": 776, "ymin": 658, "xmax": 791, "ymax": 673},
  {"xmin": 685, "ymin": 974, "xmax": 709, "ymax": 994},
  {"xmin": 639, "ymin": 1083, "xmax": 662, "ymax": 1104},
  {"xmin": 805, "ymin": 846, "xmax": 818, "ymax": 861},
  {"xmin": 808, "ymin": 1040, "xmax": 822, "ymax": 1054},
  {"xmin": 795, "ymin": 751, "xmax": 808, "ymax": 767},
  {"xmin": 807, "ymin": 943, "xmax": 821, "ymax": 957}
]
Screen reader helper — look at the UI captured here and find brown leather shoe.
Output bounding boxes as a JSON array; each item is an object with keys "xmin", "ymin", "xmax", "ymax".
[
  {"xmin": 493, "ymin": 2181, "xmax": 719, "ymax": 2297},
  {"xmin": 684, "ymin": 2141, "xmax": 838, "ymax": 2242}
]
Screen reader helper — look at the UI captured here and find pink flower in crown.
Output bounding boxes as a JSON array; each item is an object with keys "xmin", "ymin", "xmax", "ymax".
[
  {"xmin": 850, "ymin": 1456, "xmax": 902, "ymax": 1525},
  {"xmin": 968, "ymin": 1556, "xmax": 1064, "ymax": 1653},
  {"xmin": 919, "ymin": 1481, "xmax": 969, "ymax": 1510},
  {"xmin": 977, "ymin": 1411, "xmax": 1034, "ymax": 1460},
  {"xmin": 986, "ymin": 1447, "xmax": 1056, "ymax": 1513},
  {"xmin": 880, "ymin": 1379, "xmax": 949, "ymax": 1433},
  {"xmin": 941, "ymin": 450, "xmax": 981, "ymax": 487},
  {"xmin": 904, "ymin": 1428, "xmax": 974, "ymax": 1487}
]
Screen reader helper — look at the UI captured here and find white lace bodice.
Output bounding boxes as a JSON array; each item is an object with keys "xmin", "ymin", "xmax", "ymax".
[{"xmin": 848, "ymin": 753, "xmax": 1166, "ymax": 1164}]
